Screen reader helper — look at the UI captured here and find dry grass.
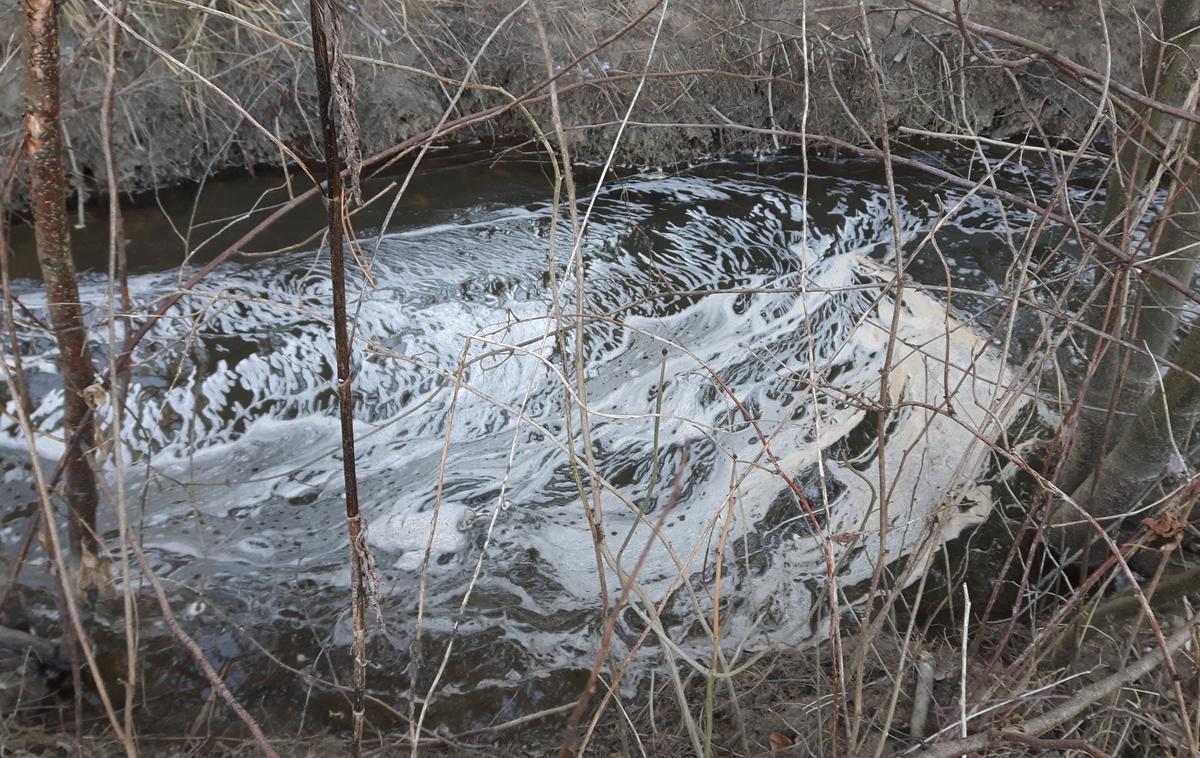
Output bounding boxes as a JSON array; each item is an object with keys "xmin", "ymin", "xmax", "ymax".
[{"xmin": 3, "ymin": 2, "xmax": 1200, "ymax": 757}]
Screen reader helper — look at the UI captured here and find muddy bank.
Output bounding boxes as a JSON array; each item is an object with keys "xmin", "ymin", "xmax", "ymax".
[{"xmin": 0, "ymin": 1, "xmax": 1142, "ymax": 204}]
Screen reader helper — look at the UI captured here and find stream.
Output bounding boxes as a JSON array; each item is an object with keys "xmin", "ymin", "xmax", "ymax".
[{"xmin": 0, "ymin": 146, "xmax": 1086, "ymax": 737}]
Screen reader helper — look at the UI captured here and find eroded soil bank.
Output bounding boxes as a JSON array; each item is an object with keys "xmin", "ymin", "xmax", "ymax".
[{"xmin": 0, "ymin": 1, "xmax": 1144, "ymax": 204}]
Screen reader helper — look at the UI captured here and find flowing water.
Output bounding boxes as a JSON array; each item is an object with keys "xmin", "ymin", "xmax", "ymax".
[{"xmin": 0, "ymin": 147, "xmax": 1083, "ymax": 737}]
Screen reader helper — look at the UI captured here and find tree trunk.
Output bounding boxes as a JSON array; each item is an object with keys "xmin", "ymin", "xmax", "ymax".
[
  {"xmin": 21, "ymin": 0, "xmax": 101, "ymax": 575},
  {"xmin": 1057, "ymin": 0, "xmax": 1200, "ymax": 493},
  {"xmin": 1055, "ymin": 319, "xmax": 1200, "ymax": 551}
]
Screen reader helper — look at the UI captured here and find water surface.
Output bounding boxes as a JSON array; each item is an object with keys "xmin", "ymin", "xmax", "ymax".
[{"xmin": 1, "ymin": 146, "xmax": 1089, "ymax": 737}]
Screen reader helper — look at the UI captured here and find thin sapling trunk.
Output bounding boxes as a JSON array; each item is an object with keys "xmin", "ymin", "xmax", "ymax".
[
  {"xmin": 308, "ymin": 0, "xmax": 371, "ymax": 752},
  {"xmin": 21, "ymin": 0, "xmax": 103, "ymax": 584}
]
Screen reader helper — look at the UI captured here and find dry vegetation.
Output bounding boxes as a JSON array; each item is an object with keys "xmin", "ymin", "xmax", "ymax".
[{"xmin": 2, "ymin": 1, "xmax": 1200, "ymax": 757}]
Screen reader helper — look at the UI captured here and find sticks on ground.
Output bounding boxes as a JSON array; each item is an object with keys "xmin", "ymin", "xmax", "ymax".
[{"xmin": 910, "ymin": 611, "xmax": 1199, "ymax": 758}]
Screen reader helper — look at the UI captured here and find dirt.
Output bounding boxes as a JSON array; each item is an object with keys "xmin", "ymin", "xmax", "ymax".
[{"xmin": 0, "ymin": 1, "xmax": 1151, "ymax": 206}]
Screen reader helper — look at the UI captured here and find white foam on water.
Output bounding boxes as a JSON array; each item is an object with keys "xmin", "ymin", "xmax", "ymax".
[{"xmin": 1, "ymin": 167, "xmax": 1027, "ymax": 689}]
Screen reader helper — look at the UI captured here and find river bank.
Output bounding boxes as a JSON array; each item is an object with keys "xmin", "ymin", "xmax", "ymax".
[{"xmin": 1, "ymin": 1, "xmax": 1142, "ymax": 205}]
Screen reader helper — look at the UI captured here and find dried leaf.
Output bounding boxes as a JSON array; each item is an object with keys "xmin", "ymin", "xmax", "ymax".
[
  {"xmin": 1143, "ymin": 512, "xmax": 1187, "ymax": 542},
  {"xmin": 82, "ymin": 383, "xmax": 108, "ymax": 409},
  {"xmin": 768, "ymin": 730, "xmax": 794, "ymax": 750}
]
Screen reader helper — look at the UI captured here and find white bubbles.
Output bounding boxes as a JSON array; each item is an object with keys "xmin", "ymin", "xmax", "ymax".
[
  {"xmin": 376, "ymin": 504, "xmax": 471, "ymax": 571},
  {"xmin": 3, "ymin": 167, "xmax": 1024, "ymax": 683}
]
